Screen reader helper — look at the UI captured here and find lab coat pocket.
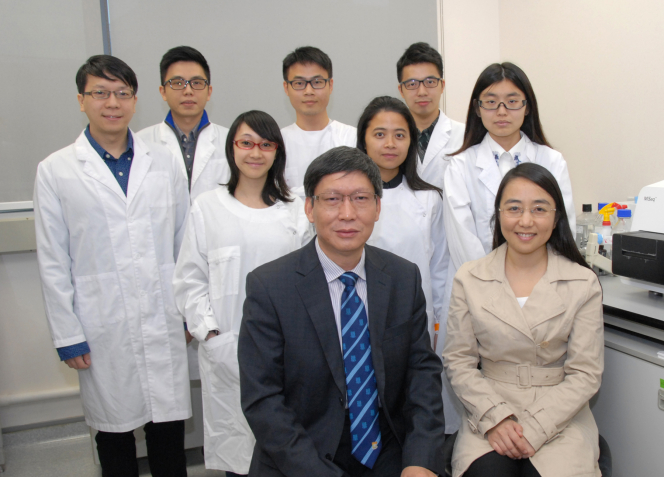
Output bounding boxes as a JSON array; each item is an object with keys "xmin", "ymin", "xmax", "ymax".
[
  {"xmin": 159, "ymin": 262, "xmax": 178, "ymax": 315},
  {"xmin": 204, "ymin": 330, "xmax": 240, "ymax": 389},
  {"xmin": 208, "ymin": 246, "xmax": 240, "ymax": 300},
  {"xmin": 73, "ymin": 272, "xmax": 123, "ymax": 328}
]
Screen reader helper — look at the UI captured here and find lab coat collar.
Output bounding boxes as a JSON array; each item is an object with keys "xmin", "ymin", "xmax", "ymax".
[
  {"xmin": 75, "ymin": 130, "xmax": 126, "ymax": 203},
  {"xmin": 486, "ymin": 131, "xmax": 525, "ymax": 158},
  {"xmin": 421, "ymin": 109, "xmax": 452, "ymax": 168}
]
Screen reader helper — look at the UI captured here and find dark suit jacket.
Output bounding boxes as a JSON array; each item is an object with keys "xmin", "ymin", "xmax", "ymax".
[{"xmin": 238, "ymin": 239, "xmax": 445, "ymax": 477}]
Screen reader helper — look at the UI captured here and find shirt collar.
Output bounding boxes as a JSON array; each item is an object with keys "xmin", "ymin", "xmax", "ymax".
[
  {"xmin": 418, "ymin": 111, "xmax": 440, "ymax": 136},
  {"xmin": 84, "ymin": 125, "xmax": 133, "ymax": 160},
  {"xmin": 315, "ymin": 237, "xmax": 367, "ymax": 283},
  {"xmin": 487, "ymin": 131, "xmax": 525, "ymax": 157},
  {"xmin": 164, "ymin": 109, "xmax": 210, "ymax": 135},
  {"xmin": 382, "ymin": 170, "xmax": 404, "ymax": 189}
]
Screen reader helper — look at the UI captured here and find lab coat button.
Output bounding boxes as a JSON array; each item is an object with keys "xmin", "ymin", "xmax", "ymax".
[
  {"xmin": 540, "ymin": 341, "xmax": 550, "ymax": 349},
  {"xmin": 292, "ymin": 230, "xmax": 296, "ymax": 235},
  {"xmin": 118, "ymin": 171, "xmax": 124, "ymax": 176},
  {"xmin": 105, "ymin": 154, "xmax": 110, "ymax": 159},
  {"xmin": 423, "ymin": 213, "xmax": 426, "ymax": 217}
]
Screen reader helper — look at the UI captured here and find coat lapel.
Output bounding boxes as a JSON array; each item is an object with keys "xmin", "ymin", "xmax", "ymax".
[
  {"xmin": 126, "ymin": 133, "xmax": 154, "ymax": 207},
  {"xmin": 191, "ymin": 126, "xmax": 216, "ymax": 186},
  {"xmin": 294, "ymin": 241, "xmax": 347, "ymax": 398},
  {"xmin": 364, "ymin": 246, "xmax": 391, "ymax": 402},
  {"xmin": 476, "ymin": 136, "xmax": 501, "ymax": 197},
  {"xmin": 421, "ymin": 111, "xmax": 451, "ymax": 169},
  {"xmin": 75, "ymin": 131, "xmax": 127, "ymax": 204},
  {"xmin": 159, "ymin": 122, "xmax": 187, "ymax": 178}
]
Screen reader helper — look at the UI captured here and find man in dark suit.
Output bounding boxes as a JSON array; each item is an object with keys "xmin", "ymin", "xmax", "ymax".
[{"xmin": 238, "ymin": 146, "xmax": 445, "ymax": 477}]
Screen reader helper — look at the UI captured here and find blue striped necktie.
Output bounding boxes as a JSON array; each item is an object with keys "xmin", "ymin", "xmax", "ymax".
[{"xmin": 339, "ymin": 272, "xmax": 381, "ymax": 468}]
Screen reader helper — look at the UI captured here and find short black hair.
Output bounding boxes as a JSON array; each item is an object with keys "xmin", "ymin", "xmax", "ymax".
[
  {"xmin": 225, "ymin": 110, "xmax": 292, "ymax": 206},
  {"xmin": 491, "ymin": 163, "xmax": 589, "ymax": 270},
  {"xmin": 75, "ymin": 55, "xmax": 138, "ymax": 94},
  {"xmin": 282, "ymin": 46, "xmax": 333, "ymax": 81},
  {"xmin": 396, "ymin": 42, "xmax": 443, "ymax": 82},
  {"xmin": 303, "ymin": 146, "xmax": 383, "ymax": 199},
  {"xmin": 159, "ymin": 46, "xmax": 210, "ymax": 85}
]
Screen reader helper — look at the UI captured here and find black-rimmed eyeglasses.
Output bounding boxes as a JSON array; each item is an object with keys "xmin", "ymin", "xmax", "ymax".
[
  {"xmin": 477, "ymin": 99, "xmax": 527, "ymax": 111},
  {"xmin": 400, "ymin": 77, "xmax": 442, "ymax": 90},
  {"xmin": 163, "ymin": 78, "xmax": 209, "ymax": 90},
  {"xmin": 82, "ymin": 90, "xmax": 135, "ymax": 100},
  {"xmin": 286, "ymin": 78, "xmax": 330, "ymax": 90}
]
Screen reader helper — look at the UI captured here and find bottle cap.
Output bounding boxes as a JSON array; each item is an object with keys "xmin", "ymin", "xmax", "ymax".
[
  {"xmin": 617, "ymin": 209, "xmax": 632, "ymax": 218},
  {"xmin": 582, "ymin": 204, "xmax": 592, "ymax": 212},
  {"xmin": 598, "ymin": 202, "xmax": 608, "ymax": 210}
]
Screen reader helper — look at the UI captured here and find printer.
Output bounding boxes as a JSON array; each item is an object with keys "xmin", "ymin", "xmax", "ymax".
[{"xmin": 612, "ymin": 179, "xmax": 664, "ymax": 293}]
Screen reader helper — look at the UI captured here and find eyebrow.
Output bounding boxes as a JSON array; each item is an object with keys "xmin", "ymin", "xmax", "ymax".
[
  {"xmin": 503, "ymin": 198, "xmax": 552, "ymax": 205},
  {"xmin": 90, "ymin": 84, "xmax": 129, "ymax": 89},
  {"xmin": 291, "ymin": 75, "xmax": 325, "ymax": 80},
  {"xmin": 482, "ymin": 91, "xmax": 522, "ymax": 97},
  {"xmin": 167, "ymin": 75, "xmax": 206, "ymax": 81}
]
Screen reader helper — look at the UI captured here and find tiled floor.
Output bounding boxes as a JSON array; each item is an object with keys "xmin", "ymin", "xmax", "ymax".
[{"xmin": 1, "ymin": 421, "xmax": 225, "ymax": 476}]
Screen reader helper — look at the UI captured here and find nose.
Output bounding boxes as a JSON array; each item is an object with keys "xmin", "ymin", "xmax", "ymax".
[
  {"xmin": 518, "ymin": 209, "xmax": 534, "ymax": 226},
  {"xmin": 303, "ymin": 82, "xmax": 315, "ymax": 94},
  {"xmin": 496, "ymin": 102, "xmax": 509, "ymax": 114},
  {"xmin": 249, "ymin": 144, "xmax": 263, "ymax": 158},
  {"xmin": 385, "ymin": 134, "xmax": 396, "ymax": 148},
  {"xmin": 416, "ymin": 82, "xmax": 428, "ymax": 95},
  {"xmin": 105, "ymin": 92, "xmax": 120, "ymax": 107},
  {"xmin": 338, "ymin": 196, "xmax": 356, "ymax": 219},
  {"xmin": 183, "ymin": 82, "xmax": 194, "ymax": 94}
]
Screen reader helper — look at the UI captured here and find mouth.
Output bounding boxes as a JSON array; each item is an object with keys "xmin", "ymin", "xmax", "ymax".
[
  {"xmin": 415, "ymin": 100, "xmax": 430, "ymax": 107},
  {"xmin": 103, "ymin": 115, "xmax": 122, "ymax": 120},
  {"xmin": 245, "ymin": 162, "xmax": 264, "ymax": 168},
  {"xmin": 382, "ymin": 154, "xmax": 398, "ymax": 159},
  {"xmin": 495, "ymin": 121, "xmax": 511, "ymax": 126},
  {"xmin": 516, "ymin": 232, "xmax": 536, "ymax": 241},
  {"xmin": 335, "ymin": 229, "xmax": 359, "ymax": 238},
  {"xmin": 181, "ymin": 101, "xmax": 197, "ymax": 106}
]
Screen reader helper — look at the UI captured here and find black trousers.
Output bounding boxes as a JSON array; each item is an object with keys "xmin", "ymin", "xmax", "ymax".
[
  {"xmin": 333, "ymin": 410, "xmax": 402, "ymax": 477},
  {"xmin": 95, "ymin": 420, "xmax": 187, "ymax": 477},
  {"xmin": 464, "ymin": 451, "xmax": 541, "ymax": 477}
]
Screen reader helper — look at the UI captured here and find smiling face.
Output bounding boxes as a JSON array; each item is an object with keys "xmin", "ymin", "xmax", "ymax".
[
  {"xmin": 233, "ymin": 122, "xmax": 276, "ymax": 183},
  {"xmin": 283, "ymin": 62, "xmax": 333, "ymax": 119},
  {"xmin": 398, "ymin": 62, "xmax": 443, "ymax": 126},
  {"xmin": 364, "ymin": 111, "xmax": 410, "ymax": 183},
  {"xmin": 78, "ymin": 74, "xmax": 136, "ymax": 138},
  {"xmin": 499, "ymin": 177, "xmax": 557, "ymax": 259},
  {"xmin": 159, "ymin": 61, "xmax": 211, "ymax": 123},
  {"xmin": 305, "ymin": 170, "xmax": 380, "ymax": 267},
  {"xmin": 478, "ymin": 79, "xmax": 527, "ymax": 148}
]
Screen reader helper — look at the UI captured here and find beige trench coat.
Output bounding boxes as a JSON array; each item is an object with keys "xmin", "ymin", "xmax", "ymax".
[{"xmin": 443, "ymin": 244, "xmax": 603, "ymax": 477}]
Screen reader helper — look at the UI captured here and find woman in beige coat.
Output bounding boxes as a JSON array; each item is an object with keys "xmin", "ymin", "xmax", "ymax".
[{"xmin": 443, "ymin": 163, "xmax": 603, "ymax": 477}]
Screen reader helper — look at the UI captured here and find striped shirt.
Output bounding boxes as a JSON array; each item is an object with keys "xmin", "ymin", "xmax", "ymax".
[{"xmin": 315, "ymin": 238, "xmax": 368, "ymax": 350}]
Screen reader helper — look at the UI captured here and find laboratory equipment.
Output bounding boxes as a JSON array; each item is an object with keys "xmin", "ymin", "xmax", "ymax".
[
  {"xmin": 613, "ymin": 179, "xmax": 664, "ymax": 294},
  {"xmin": 575, "ymin": 203, "xmax": 595, "ymax": 250}
]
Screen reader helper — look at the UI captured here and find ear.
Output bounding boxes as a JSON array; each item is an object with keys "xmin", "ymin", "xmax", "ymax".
[
  {"xmin": 77, "ymin": 93, "xmax": 85, "ymax": 112},
  {"xmin": 206, "ymin": 84, "xmax": 213, "ymax": 101},
  {"xmin": 398, "ymin": 84, "xmax": 405, "ymax": 99},
  {"xmin": 159, "ymin": 85, "xmax": 167, "ymax": 101},
  {"xmin": 304, "ymin": 196, "xmax": 315, "ymax": 224},
  {"xmin": 440, "ymin": 79, "xmax": 446, "ymax": 93},
  {"xmin": 283, "ymin": 81, "xmax": 289, "ymax": 95},
  {"xmin": 328, "ymin": 77, "xmax": 334, "ymax": 93},
  {"xmin": 374, "ymin": 196, "xmax": 381, "ymax": 222}
]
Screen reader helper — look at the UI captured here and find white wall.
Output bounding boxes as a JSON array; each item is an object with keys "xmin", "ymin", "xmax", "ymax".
[{"xmin": 443, "ymin": 0, "xmax": 664, "ymax": 210}]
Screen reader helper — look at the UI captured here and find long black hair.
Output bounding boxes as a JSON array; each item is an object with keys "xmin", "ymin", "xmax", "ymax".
[
  {"xmin": 224, "ymin": 110, "xmax": 292, "ymax": 206},
  {"xmin": 453, "ymin": 62, "xmax": 551, "ymax": 156},
  {"xmin": 357, "ymin": 96, "xmax": 441, "ymax": 196},
  {"xmin": 491, "ymin": 163, "xmax": 589, "ymax": 270}
]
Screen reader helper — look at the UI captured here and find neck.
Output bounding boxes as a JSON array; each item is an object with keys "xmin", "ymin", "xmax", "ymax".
[
  {"xmin": 89, "ymin": 125, "xmax": 128, "ymax": 158},
  {"xmin": 234, "ymin": 174, "xmax": 269, "ymax": 209},
  {"xmin": 319, "ymin": 240, "xmax": 363, "ymax": 272},
  {"xmin": 172, "ymin": 112, "xmax": 203, "ymax": 135},
  {"xmin": 505, "ymin": 244, "xmax": 548, "ymax": 273},
  {"xmin": 296, "ymin": 111, "xmax": 330, "ymax": 131},
  {"xmin": 413, "ymin": 109, "xmax": 439, "ymax": 132},
  {"xmin": 379, "ymin": 167, "xmax": 399, "ymax": 183},
  {"xmin": 490, "ymin": 131, "xmax": 521, "ymax": 152}
]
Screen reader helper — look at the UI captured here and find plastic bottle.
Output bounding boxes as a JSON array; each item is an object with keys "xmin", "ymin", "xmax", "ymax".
[
  {"xmin": 597, "ymin": 203, "xmax": 617, "ymax": 259},
  {"xmin": 613, "ymin": 209, "xmax": 632, "ymax": 235},
  {"xmin": 576, "ymin": 204, "xmax": 595, "ymax": 250}
]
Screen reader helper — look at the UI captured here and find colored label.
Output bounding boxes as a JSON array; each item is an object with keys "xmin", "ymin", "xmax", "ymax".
[{"xmin": 660, "ymin": 379, "xmax": 664, "ymax": 389}]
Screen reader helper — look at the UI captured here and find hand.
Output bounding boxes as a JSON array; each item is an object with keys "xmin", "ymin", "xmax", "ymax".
[
  {"xmin": 487, "ymin": 418, "xmax": 535, "ymax": 460},
  {"xmin": 185, "ymin": 330, "xmax": 193, "ymax": 344},
  {"xmin": 205, "ymin": 331, "xmax": 218, "ymax": 341},
  {"xmin": 64, "ymin": 353, "xmax": 91, "ymax": 370},
  {"xmin": 401, "ymin": 466, "xmax": 437, "ymax": 477}
]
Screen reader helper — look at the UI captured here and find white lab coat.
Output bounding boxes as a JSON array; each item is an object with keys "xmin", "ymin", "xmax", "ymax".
[
  {"xmin": 417, "ymin": 110, "xmax": 465, "ymax": 189},
  {"xmin": 366, "ymin": 177, "xmax": 461, "ymax": 433},
  {"xmin": 137, "ymin": 120, "xmax": 230, "ymax": 379},
  {"xmin": 34, "ymin": 130, "xmax": 192, "ymax": 433},
  {"xmin": 173, "ymin": 187, "xmax": 312, "ymax": 473},
  {"xmin": 137, "ymin": 121, "xmax": 230, "ymax": 203},
  {"xmin": 281, "ymin": 120, "xmax": 357, "ymax": 196}
]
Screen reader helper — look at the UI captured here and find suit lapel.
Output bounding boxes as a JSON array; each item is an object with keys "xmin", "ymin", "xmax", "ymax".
[
  {"xmin": 482, "ymin": 282, "xmax": 534, "ymax": 341},
  {"xmin": 295, "ymin": 241, "xmax": 347, "ymax": 398},
  {"xmin": 364, "ymin": 246, "xmax": 391, "ymax": 403}
]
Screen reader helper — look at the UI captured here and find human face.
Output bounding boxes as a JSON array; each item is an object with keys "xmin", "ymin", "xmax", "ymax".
[
  {"xmin": 159, "ymin": 61, "xmax": 212, "ymax": 121},
  {"xmin": 499, "ymin": 177, "xmax": 557, "ymax": 259},
  {"xmin": 305, "ymin": 171, "xmax": 380, "ymax": 267},
  {"xmin": 233, "ymin": 123, "xmax": 276, "ymax": 183},
  {"xmin": 478, "ymin": 79, "xmax": 527, "ymax": 148},
  {"xmin": 283, "ymin": 62, "xmax": 333, "ymax": 118},
  {"xmin": 364, "ymin": 111, "xmax": 410, "ymax": 183},
  {"xmin": 398, "ymin": 63, "xmax": 444, "ymax": 124},
  {"xmin": 78, "ymin": 74, "xmax": 136, "ymax": 137}
]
